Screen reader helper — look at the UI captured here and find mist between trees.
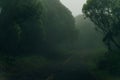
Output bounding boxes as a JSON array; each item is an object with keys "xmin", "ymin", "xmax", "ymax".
[{"xmin": 0, "ymin": 0, "xmax": 119, "ymax": 80}]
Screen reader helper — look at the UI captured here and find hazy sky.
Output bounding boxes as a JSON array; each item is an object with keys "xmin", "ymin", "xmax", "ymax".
[{"xmin": 60, "ymin": 0, "xmax": 86, "ymax": 16}]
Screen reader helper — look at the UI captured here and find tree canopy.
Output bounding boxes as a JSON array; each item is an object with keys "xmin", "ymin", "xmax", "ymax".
[
  {"xmin": 0, "ymin": 0, "xmax": 77, "ymax": 56},
  {"xmin": 0, "ymin": 0, "xmax": 43, "ymax": 55},
  {"xmin": 82, "ymin": 0, "xmax": 120, "ymax": 50}
]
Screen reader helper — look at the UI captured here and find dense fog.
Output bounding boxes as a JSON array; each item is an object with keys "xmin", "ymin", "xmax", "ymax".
[{"xmin": 0, "ymin": 0, "xmax": 120, "ymax": 80}]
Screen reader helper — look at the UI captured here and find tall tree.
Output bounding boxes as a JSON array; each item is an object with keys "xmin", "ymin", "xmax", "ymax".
[{"xmin": 82, "ymin": 0, "xmax": 120, "ymax": 50}]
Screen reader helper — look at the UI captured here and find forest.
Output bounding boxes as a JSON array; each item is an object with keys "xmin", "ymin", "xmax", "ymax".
[{"xmin": 0, "ymin": 0, "xmax": 120, "ymax": 80}]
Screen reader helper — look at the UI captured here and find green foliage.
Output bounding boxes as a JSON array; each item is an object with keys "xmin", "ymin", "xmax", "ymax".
[
  {"xmin": 82, "ymin": 0, "xmax": 120, "ymax": 78},
  {"xmin": 0, "ymin": 0, "xmax": 77, "ymax": 56},
  {"xmin": 40, "ymin": 0, "xmax": 77, "ymax": 51},
  {"xmin": 0, "ymin": 0, "xmax": 80, "ymax": 80},
  {"xmin": 98, "ymin": 51, "xmax": 120, "ymax": 76},
  {"xmin": 0, "ymin": 0, "xmax": 43, "ymax": 55},
  {"xmin": 82, "ymin": 0, "xmax": 120, "ymax": 50}
]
